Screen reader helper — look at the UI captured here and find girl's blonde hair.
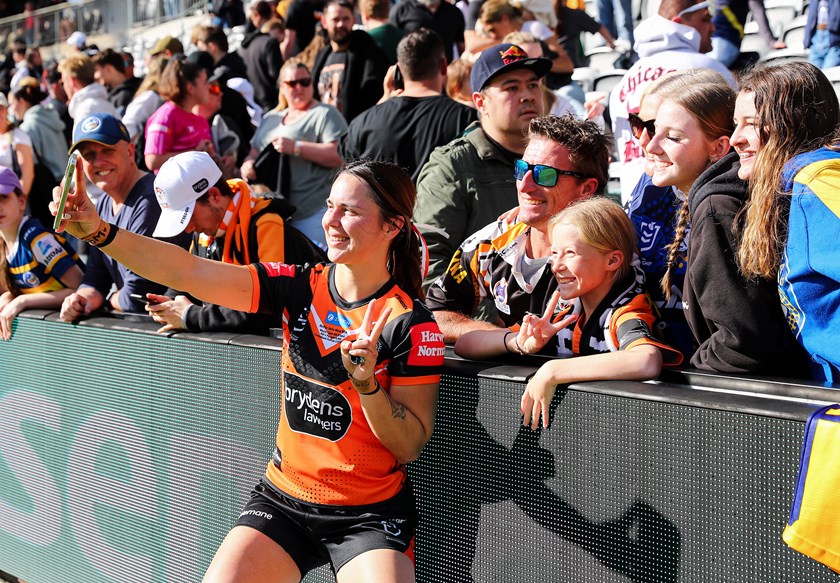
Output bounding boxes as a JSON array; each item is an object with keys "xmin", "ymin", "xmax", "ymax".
[
  {"xmin": 548, "ymin": 197, "xmax": 637, "ymax": 282},
  {"xmin": 659, "ymin": 77, "xmax": 736, "ymax": 298},
  {"xmin": 736, "ymin": 62, "xmax": 840, "ymax": 280}
]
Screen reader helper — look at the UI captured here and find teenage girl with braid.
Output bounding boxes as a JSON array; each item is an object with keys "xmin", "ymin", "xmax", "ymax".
[
  {"xmin": 625, "ymin": 68, "xmax": 729, "ymax": 358},
  {"xmin": 52, "ymin": 159, "xmax": 444, "ymax": 582},
  {"xmin": 647, "ymin": 79, "xmax": 806, "ymax": 375},
  {"xmin": 732, "ymin": 63, "xmax": 840, "ymax": 382}
]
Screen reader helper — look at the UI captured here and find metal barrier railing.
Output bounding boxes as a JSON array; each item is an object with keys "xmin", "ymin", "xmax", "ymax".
[
  {"xmin": 0, "ymin": 0, "xmax": 106, "ymax": 51},
  {"xmin": 0, "ymin": 0, "xmax": 208, "ymax": 53}
]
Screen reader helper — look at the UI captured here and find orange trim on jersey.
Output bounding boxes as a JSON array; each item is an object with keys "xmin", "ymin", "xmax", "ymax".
[
  {"xmin": 390, "ymin": 374, "xmax": 441, "ymax": 386},
  {"xmin": 624, "ymin": 337, "xmax": 684, "ymax": 366},
  {"xmin": 610, "ymin": 295, "xmax": 657, "ymax": 338},
  {"xmin": 247, "ymin": 264, "xmax": 261, "ymax": 313}
]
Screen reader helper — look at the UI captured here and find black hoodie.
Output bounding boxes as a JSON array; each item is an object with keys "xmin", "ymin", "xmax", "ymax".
[
  {"xmin": 238, "ymin": 30, "xmax": 282, "ymax": 111},
  {"xmin": 683, "ymin": 151, "xmax": 807, "ymax": 376}
]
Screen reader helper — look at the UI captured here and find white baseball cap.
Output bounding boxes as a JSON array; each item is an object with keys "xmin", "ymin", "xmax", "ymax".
[{"xmin": 153, "ymin": 151, "xmax": 222, "ymax": 238}]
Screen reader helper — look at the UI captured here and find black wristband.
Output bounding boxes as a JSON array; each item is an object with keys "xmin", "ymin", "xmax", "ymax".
[
  {"xmin": 356, "ymin": 380, "xmax": 381, "ymax": 396},
  {"xmin": 85, "ymin": 222, "xmax": 119, "ymax": 248}
]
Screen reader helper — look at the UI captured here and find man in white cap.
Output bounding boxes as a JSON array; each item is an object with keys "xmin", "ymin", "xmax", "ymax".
[
  {"xmin": 145, "ymin": 151, "xmax": 325, "ymax": 334},
  {"xmin": 59, "ymin": 113, "xmax": 188, "ymax": 323},
  {"xmin": 66, "ymin": 31, "xmax": 87, "ymax": 52}
]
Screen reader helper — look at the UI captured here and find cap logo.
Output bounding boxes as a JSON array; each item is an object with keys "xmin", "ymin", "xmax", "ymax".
[
  {"xmin": 81, "ymin": 117, "xmax": 102, "ymax": 133},
  {"xmin": 499, "ymin": 45, "xmax": 527, "ymax": 65},
  {"xmin": 154, "ymin": 185, "xmax": 170, "ymax": 208},
  {"xmin": 192, "ymin": 178, "xmax": 209, "ymax": 193}
]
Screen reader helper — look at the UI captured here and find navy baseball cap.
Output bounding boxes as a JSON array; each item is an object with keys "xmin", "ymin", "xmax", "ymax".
[
  {"xmin": 470, "ymin": 43, "xmax": 552, "ymax": 93},
  {"xmin": 69, "ymin": 113, "xmax": 131, "ymax": 154}
]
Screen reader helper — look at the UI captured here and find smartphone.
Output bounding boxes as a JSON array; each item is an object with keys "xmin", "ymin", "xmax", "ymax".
[
  {"xmin": 53, "ymin": 151, "xmax": 79, "ymax": 231},
  {"xmin": 393, "ymin": 65, "xmax": 404, "ymax": 91},
  {"xmin": 129, "ymin": 293, "xmax": 161, "ymax": 305}
]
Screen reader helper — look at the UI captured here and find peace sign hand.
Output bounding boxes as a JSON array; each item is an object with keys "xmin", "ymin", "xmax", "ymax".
[
  {"xmin": 516, "ymin": 291, "xmax": 578, "ymax": 354},
  {"xmin": 341, "ymin": 298, "xmax": 392, "ymax": 389}
]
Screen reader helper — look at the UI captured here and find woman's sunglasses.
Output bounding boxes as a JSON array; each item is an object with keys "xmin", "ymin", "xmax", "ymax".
[
  {"xmin": 283, "ymin": 78, "xmax": 312, "ymax": 88},
  {"xmin": 628, "ymin": 113, "xmax": 656, "ymax": 140},
  {"xmin": 513, "ymin": 159, "xmax": 586, "ymax": 187}
]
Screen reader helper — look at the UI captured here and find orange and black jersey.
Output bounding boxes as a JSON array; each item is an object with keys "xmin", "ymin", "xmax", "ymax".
[
  {"xmin": 425, "ymin": 220, "xmax": 559, "ymax": 329},
  {"xmin": 247, "ymin": 262, "xmax": 445, "ymax": 506},
  {"xmin": 553, "ymin": 269, "xmax": 682, "ymax": 365}
]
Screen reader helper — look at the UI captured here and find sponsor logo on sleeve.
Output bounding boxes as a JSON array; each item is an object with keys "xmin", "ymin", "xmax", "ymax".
[
  {"xmin": 407, "ymin": 322, "xmax": 445, "ymax": 366},
  {"xmin": 34, "ymin": 236, "xmax": 66, "ymax": 268},
  {"xmin": 262, "ymin": 263, "xmax": 296, "ymax": 278}
]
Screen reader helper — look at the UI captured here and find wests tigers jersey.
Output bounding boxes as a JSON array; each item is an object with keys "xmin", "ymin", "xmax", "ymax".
[{"xmin": 247, "ymin": 262, "xmax": 444, "ymax": 505}]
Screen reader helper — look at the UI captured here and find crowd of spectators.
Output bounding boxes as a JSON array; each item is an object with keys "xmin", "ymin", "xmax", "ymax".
[{"xmin": 1, "ymin": 0, "xmax": 839, "ymax": 577}]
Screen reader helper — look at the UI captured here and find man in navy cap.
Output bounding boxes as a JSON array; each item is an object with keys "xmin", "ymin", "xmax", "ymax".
[
  {"xmin": 59, "ymin": 113, "xmax": 189, "ymax": 323},
  {"xmin": 413, "ymin": 43, "xmax": 549, "ymax": 288}
]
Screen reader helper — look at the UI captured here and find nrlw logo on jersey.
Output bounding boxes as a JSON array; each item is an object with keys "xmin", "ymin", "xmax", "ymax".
[
  {"xmin": 407, "ymin": 322, "xmax": 445, "ymax": 366},
  {"xmin": 283, "ymin": 371, "xmax": 352, "ymax": 441}
]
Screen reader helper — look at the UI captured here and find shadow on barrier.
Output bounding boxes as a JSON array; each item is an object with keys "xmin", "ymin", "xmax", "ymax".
[{"xmin": 413, "ymin": 371, "xmax": 681, "ymax": 583}]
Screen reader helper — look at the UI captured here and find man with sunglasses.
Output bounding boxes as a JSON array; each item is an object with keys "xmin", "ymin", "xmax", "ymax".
[
  {"xmin": 608, "ymin": 0, "xmax": 735, "ymax": 204},
  {"xmin": 414, "ymin": 43, "xmax": 550, "ymax": 288},
  {"xmin": 425, "ymin": 114, "xmax": 612, "ymax": 343}
]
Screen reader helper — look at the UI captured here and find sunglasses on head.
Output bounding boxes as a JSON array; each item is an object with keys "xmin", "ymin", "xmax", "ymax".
[
  {"xmin": 628, "ymin": 112, "xmax": 656, "ymax": 140},
  {"xmin": 283, "ymin": 78, "xmax": 312, "ymax": 88},
  {"xmin": 514, "ymin": 159, "xmax": 586, "ymax": 187}
]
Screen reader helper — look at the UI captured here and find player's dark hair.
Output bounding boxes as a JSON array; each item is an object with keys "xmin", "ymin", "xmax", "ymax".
[{"xmin": 340, "ymin": 160, "xmax": 424, "ymax": 299}]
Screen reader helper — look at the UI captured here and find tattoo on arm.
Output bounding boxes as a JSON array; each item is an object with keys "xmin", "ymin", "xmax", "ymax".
[{"xmin": 389, "ymin": 398, "xmax": 406, "ymax": 420}]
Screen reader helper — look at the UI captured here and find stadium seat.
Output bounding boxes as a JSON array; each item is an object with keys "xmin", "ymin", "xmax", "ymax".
[{"xmin": 758, "ymin": 47, "xmax": 809, "ymax": 64}]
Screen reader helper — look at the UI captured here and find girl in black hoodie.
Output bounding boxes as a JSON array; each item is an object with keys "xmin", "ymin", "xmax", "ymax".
[{"xmin": 645, "ymin": 77, "xmax": 806, "ymax": 376}]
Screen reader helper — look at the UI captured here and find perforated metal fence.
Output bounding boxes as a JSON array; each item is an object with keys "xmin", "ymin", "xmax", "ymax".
[{"xmin": 0, "ymin": 314, "xmax": 838, "ymax": 582}]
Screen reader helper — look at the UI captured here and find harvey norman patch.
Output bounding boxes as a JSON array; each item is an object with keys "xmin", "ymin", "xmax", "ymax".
[{"xmin": 407, "ymin": 322, "xmax": 445, "ymax": 366}]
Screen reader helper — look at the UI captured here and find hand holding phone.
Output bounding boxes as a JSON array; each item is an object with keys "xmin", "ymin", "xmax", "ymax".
[
  {"xmin": 129, "ymin": 293, "xmax": 161, "ymax": 305},
  {"xmin": 53, "ymin": 152, "xmax": 79, "ymax": 231}
]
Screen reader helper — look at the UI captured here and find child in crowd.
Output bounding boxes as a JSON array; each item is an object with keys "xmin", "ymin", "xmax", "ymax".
[
  {"xmin": 732, "ymin": 62, "xmax": 840, "ymax": 382},
  {"xmin": 0, "ymin": 168, "xmax": 83, "ymax": 340},
  {"xmin": 455, "ymin": 197, "xmax": 682, "ymax": 429},
  {"xmin": 647, "ymin": 78, "xmax": 805, "ymax": 375}
]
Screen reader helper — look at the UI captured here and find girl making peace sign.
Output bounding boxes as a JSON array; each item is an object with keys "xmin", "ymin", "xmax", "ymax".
[
  {"xmin": 53, "ymin": 158, "xmax": 444, "ymax": 582},
  {"xmin": 455, "ymin": 197, "xmax": 682, "ymax": 429}
]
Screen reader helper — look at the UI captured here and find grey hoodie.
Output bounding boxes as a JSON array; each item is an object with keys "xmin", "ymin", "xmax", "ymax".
[{"xmin": 20, "ymin": 103, "xmax": 69, "ymax": 181}]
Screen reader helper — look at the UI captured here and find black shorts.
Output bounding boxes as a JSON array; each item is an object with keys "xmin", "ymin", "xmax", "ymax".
[{"xmin": 234, "ymin": 478, "xmax": 417, "ymax": 576}]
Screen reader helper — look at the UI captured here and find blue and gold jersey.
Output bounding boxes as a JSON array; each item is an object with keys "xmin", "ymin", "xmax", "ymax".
[{"xmin": 7, "ymin": 216, "xmax": 82, "ymax": 294}]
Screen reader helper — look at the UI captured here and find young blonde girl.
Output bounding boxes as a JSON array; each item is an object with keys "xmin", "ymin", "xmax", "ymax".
[
  {"xmin": 0, "ymin": 168, "xmax": 84, "ymax": 340},
  {"xmin": 455, "ymin": 197, "xmax": 681, "ymax": 428}
]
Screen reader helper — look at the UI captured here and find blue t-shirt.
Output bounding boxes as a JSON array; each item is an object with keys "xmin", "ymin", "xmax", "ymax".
[
  {"xmin": 79, "ymin": 173, "xmax": 189, "ymax": 312},
  {"xmin": 7, "ymin": 216, "xmax": 82, "ymax": 293}
]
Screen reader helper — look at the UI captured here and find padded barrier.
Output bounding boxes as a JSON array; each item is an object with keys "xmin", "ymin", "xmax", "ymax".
[{"xmin": 0, "ymin": 311, "xmax": 839, "ymax": 582}]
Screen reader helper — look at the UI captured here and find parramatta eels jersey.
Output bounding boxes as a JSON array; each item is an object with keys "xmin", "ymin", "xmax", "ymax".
[
  {"xmin": 6, "ymin": 216, "xmax": 82, "ymax": 294},
  {"xmin": 247, "ymin": 262, "xmax": 445, "ymax": 506}
]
